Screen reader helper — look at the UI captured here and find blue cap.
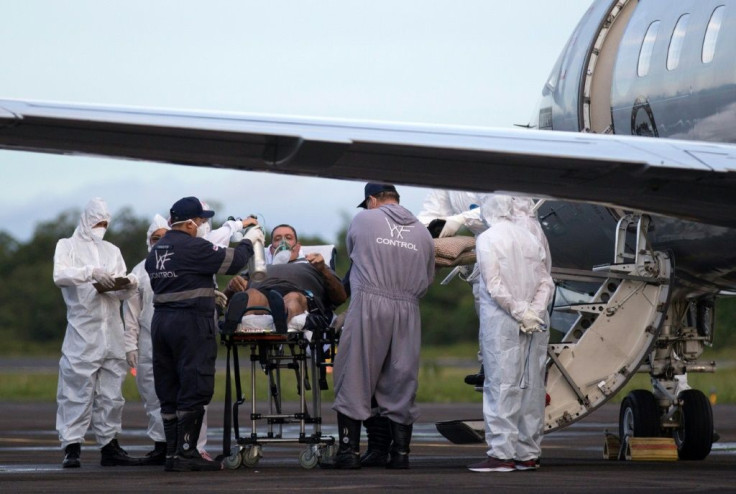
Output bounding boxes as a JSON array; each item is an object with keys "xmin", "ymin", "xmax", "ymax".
[
  {"xmin": 358, "ymin": 183, "xmax": 398, "ymax": 208},
  {"xmin": 169, "ymin": 196, "xmax": 215, "ymax": 223}
]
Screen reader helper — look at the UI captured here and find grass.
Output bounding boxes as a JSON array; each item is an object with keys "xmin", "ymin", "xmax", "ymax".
[{"xmin": 1, "ymin": 343, "xmax": 733, "ymax": 404}]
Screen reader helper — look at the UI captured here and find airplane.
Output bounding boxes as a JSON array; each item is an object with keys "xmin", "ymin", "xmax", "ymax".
[{"xmin": 1, "ymin": 0, "xmax": 736, "ymax": 461}]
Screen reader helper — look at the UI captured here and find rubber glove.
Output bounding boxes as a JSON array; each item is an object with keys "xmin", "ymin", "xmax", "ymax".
[
  {"xmin": 92, "ymin": 268, "xmax": 115, "ymax": 289},
  {"xmin": 125, "ymin": 273, "xmax": 139, "ymax": 290},
  {"xmin": 520, "ymin": 308, "xmax": 545, "ymax": 334},
  {"xmin": 126, "ymin": 350, "xmax": 138, "ymax": 368},
  {"xmin": 243, "ymin": 226, "xmax": 265, "ymax": 245},
  {"xmin": 439, "ymin": 214, "xmax": 465, "ymax": 238},
  {"xmin": 214, "ymin": 290, "xmax": 228, "ymax": 310}
]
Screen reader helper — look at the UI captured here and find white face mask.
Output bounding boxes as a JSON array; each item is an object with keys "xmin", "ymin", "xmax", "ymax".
[
  {"xmin": 197, "ymin": 221, "xmax": 210, "ymax": 239},
  {"xmin": 91, "ymin": 226, "xmax": 106, "ymax": 240},
  {"xmin": 272, "ymin": 250, "xmax": 292, "ymax": 265}
]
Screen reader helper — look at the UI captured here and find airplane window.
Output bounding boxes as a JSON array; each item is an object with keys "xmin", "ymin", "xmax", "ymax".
[
  {"xmin": 667, "ymin": 14, "xmax": 690, "ymax": 70},
  {"xmin": 638, "ymin": 21, "xmax": 660, "ymax": 77},
  {"xmin": 702, "ymin": 5, "xmax": 725, "ymax": 63}
]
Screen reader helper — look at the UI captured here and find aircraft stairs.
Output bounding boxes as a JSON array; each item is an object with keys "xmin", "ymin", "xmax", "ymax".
[{"xmin": 437, "ymin": 214, "xmax": 717, "ymax": 460}]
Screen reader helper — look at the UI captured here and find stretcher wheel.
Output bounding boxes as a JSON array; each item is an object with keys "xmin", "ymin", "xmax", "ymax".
[
  {"xmin": 319, "ymin": 443, "xmax": 337, "ymax": 464},
  {"xmin": 299, "ymin": 447, "xmax": 319, "ymax": 469},
  {"xmin": 223, "ymin": 446, "xmax": 243, "ymax": 470},
  {"xmin": 243, "ymin": 445, "xmax": 262, "ymax": 467}
]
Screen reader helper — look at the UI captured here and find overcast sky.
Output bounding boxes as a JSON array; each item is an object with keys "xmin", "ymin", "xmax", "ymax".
[{"xmin": 0, "ymin": 0, "xmax": 593, "ymax": 243}]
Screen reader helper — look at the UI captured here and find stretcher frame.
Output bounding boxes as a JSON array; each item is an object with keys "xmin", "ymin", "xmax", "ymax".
[{"xmin": 219, "ymin": 306, "xmax": 338, "ymax": 469}]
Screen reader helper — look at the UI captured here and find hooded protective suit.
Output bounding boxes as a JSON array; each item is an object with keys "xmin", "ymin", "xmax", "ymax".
[
  {"xmin": 53, "ymin": 198, "xmax": 138, "ymax": 448},
  {"xmin": 123, "ymin": 214, "xmax": 170, "ymax": 444},
  {"xmin": 333, "ymin": 203, "xmax": 435, "ymax": 425},
  {"xmin": 476, "ymin": 195, "xmax": 554, "ymax": 462}
]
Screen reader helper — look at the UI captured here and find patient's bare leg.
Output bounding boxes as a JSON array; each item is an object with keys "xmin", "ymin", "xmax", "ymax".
[
  {"xmin": 244, "ymin": 288, "xmax": 270, "ymax": 314},
  {"xmin": 283, "ymin": 292, "xmax": 308, "ymax": 321}
]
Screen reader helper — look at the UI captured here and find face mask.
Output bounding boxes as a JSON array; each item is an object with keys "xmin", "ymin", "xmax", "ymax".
[
  {"xmin": 197, "ymin": 221, "xmax": 211, "ymax": 239},
  {"xmin": 91, "ymin": 227, "xmax": 106, "ymax": 240},
  {"xmin": 271, "ymin": 239, "xmax": 292, "ymax": 265}
]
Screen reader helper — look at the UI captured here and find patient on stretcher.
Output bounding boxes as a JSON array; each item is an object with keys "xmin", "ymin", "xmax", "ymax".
[{"xmin": 222, "ymin": 225, "xmax": 347, "ymax": 334}]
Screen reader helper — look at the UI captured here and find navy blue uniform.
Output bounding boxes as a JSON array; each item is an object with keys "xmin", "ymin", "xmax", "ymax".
[{"xmin": 145, "ymin": 230, "xmax": 253, "ymax": 414}]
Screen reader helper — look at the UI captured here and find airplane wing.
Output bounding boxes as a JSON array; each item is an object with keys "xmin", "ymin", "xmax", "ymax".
[{"xmin": 1, "ymin": 98, "xmax": 736, "ymax": 227}]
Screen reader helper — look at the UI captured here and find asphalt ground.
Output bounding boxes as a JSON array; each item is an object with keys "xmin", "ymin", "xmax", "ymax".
[{"xmin": 1, "ymin": 398, "xmax": 735, "ymax": 493}]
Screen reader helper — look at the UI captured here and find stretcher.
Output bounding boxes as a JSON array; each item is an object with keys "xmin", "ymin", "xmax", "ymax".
[{"xmin": 218, "ymin": 281, "xmax": 339, "ymax": 469}]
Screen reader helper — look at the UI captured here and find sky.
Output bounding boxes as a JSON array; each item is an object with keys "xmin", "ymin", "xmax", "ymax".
[{"xmin": 0, "ymin": 0, "xmax": 594, "ymax": 244}]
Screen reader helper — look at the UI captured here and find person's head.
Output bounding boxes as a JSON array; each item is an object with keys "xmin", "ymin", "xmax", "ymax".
[
  {"xmin": 79, "ymin": 197, "xmax": 111, "ymax": 242},
  {"xmin": 146, "ymin": 214, "xmax": 170, "ymax": 251},
  {"xmin": 357, "ymin": 183, "xmax": 400, "ymax": 210},
  {"xmin": 480, "ymin": 194, "xmax": 514, "ymax": 227},
  {"xmin": 269, "ymin": 224, "xmax": 301, "ymax": 262},
  {"xmin": 168, "ymin": 196, "xmax": 215, "ymax": 238}
]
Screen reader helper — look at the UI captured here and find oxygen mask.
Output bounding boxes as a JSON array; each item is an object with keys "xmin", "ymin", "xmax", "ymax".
[{"xmin": 272, "ymin": 239, "xmax": 292, "ymax": 265}]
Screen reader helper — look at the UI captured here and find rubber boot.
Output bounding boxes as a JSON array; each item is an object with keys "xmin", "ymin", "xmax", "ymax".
[
  {"xmin": 386, "ymin": 421, "xmax": 412, "ymax": 469},
  {"xmin": 139, "ymin": 441, "xmax": 167, "ymax": 466},
  {"xmin": 63, "ymin": 442, "xmax": 81, "ymax": 468},
  {"xmin": 171, "ymin": 409, "xmax": 221, "ymax": 472},
  {"xmin": 163, "ymin": 416, "xmax": 178, "ymax": 471},
  {"xmin": 332, "ymin": 412, "xmax": 362, "ymax": 469},
  {"xmin": 360, "ymin": 415, "xmax": 391, "ymax": 467}
]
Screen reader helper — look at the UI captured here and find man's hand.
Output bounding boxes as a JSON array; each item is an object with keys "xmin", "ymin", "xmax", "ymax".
[
  {"xmin": 227, "ymin": 275, "xmax": 249, "ymax": 293},
  {"xmin": 241, "ymin": 216, "xmax": 258, "ymax": 229},
  {"xmin": 126, "ymin": 350, "xmax": 138, "ymax": 368},
  {"xmin": 519, "ymin": 308, "xmax": 545, "ymax": 334},
  {"xmin": 306, "ymin": 253, "xmax": 326, "ymax": 273},
  {"xmin": 92, "ymin": 268, "xmax": 115, "ymax": 289},
  {"xmin": 214, "ymin": 290, "xmax": 228, "ymax": 310}
]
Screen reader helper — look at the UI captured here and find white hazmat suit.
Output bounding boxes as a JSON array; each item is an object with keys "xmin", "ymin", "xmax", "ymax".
[
  {"xmin": 476, "ymin": 195, "xmax": 554, "ymax": 462},
  {"xmin": 123, "ymin": 214, "xmax": 170, "ymax": 446},
  {"xmin": 53, "ymin": 198, "xmax": 138, "ymax": 449}
]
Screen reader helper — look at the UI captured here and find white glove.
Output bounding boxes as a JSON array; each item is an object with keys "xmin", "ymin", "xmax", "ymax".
[
  {"xmin": 92, "ymin": 268, "xmax": 115, "ymax": 289},
  {"xmin": 126, "ymin": 350, "xmax": 138, "ymax": 368},
  {"xmin": 519, "ymin": 308, "xmax": 545, "ymax": 334},
  {"xmin": 214, "ymin": 290, "xmax": 228, "ymax": 310},
  {"xmin": 125, "ymin": 273, "xmax": 139, "ymax": 290},
  {"xmin": 439, "ymin": 214, "xmax": 465, "ymax": 238},
  {"xmin": 243, "ymin": 226, "xmax": 265, "ymax": 245}
]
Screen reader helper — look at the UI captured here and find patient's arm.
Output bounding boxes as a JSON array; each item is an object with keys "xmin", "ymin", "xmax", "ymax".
[{"xmin": 306, "ymin": 253, "xmax": 347, "ymax": 307}]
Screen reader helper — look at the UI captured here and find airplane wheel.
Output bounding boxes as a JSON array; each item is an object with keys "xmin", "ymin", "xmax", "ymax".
[
  {"xmin": 619, "ymin": 389, "xmax": 660, "ymax": 459},
  {"xmin": 674, "ymin": 389, "xmax": 713, "ymax": 460}
]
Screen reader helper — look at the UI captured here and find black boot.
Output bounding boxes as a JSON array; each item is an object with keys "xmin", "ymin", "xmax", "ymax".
[
  {"xmin": 386, "ymin": 421, "xmax": 412, "ymax": 469},
  {"xmin": 360, "ymin": 415, "xmax": 391, "ymax": 467},
  {"xmin": 63, "ymin": 443, "xmax": 81, "ymax": 468},
  {"xmin": 464, "ymin": 364, "xmax": 485, "ymax": 386},
  {"xmin": 139, "ymin": 441, "xmax": 167, "ymax": 466},
  {"xmin": 100, "ymin": 438, "xmax": 142, "ymax": 466},
  {"xmin": 163, "ymin": 416, "xmax": 178, "ymax": 472},
  {"xmin": 331, "ymin": 412, "xmax": 361, "ymax": 469},
  {"xmin": 171, "ymin": 409, "xmax": 221, "ymax": 472}
]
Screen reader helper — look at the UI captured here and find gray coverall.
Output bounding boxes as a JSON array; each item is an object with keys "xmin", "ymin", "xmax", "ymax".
[{"xmin": 333, "ymin": 203, "xmax": 435, "ymax": 425}]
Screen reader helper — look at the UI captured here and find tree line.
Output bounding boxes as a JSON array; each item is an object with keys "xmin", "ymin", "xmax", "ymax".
[{"xmin": 0, "ymin": 207, "xmax": 481, "ymax": 354}]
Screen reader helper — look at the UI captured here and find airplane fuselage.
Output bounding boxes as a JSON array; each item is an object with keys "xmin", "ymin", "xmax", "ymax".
[{"xmin": 532, "ymin": 0, "xmax": 736, "ymax": 298}]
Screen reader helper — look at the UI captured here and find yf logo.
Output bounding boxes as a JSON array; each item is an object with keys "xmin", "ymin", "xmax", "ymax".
[
  {"xmin": 155, "ymin": 250, "xmax": 174, "ymax": 270},
  {"xmin": 385, "ymin": 218, "xmax": 412, "ymax": 239}
]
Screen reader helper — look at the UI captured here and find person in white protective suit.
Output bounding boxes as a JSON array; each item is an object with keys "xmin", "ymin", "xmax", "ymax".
[
  {"xmin": 416, "ymin": 190, "xmax": 492, "ymax": 382},
  {"xmin": 122, "ymin": 214, "xmax": 171, "ymax": 465},
  {"xmin": 53, "ymin": 197, "xmax": 142, "ymax": 468},
  {"xmin": 467, "ymin": 195, "xmax": 554, "ymax": 473}
]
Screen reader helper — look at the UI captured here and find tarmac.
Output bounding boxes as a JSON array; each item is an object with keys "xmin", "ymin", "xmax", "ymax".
[{"xmin": 1, "ymin": 399, "xmax": 735, "ymax": 493}]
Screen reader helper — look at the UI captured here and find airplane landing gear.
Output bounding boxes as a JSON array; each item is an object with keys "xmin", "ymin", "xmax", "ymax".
[{"xmin": 674, "ymin": 389, "xmax": 713, "ymax": 460}]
